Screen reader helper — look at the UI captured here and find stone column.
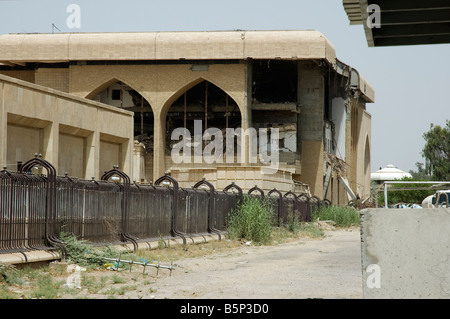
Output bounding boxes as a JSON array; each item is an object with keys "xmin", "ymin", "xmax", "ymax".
[
  {"xmin": 242, "ymin": 60, "xmax": 253, "ymax": 165},
  {"xmin": 42, "ymin": 96, "xmax": 59, "ymax": 170},
  {"xmin": 132, "ymin": 140, "xmax": 146, "ymax": 183},
  {"xmin": 152, "ymin": 110, "xmax": 166, "ymax": 181},
  {"xmin": 298, "ymin": 61, "xmax": 325, "ymax": 197},
  {"xmin": 85, "ymin": 131, "xmax": 99, "ymax": 180}
]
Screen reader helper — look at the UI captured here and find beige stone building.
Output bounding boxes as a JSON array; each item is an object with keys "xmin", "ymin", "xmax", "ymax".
[
  {"xmin": 0, "ymin": 73, "xmax": 134, "ymax": 180},
  {"xmin": 0, "ymin": 30, "xmax": 374, "ymax": 204}
]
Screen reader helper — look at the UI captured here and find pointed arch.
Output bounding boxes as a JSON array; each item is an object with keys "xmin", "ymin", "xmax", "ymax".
[
  {"xmin": 85, "ymin": 78, "xmax": 154, "ymax": 137},
  {"xmin": 85, "ymin": 77, "xmax": 121, "ymax": 100},
  {"xmin": 162, "ymin": 78, "xmax": 243, "ymax": 157},
  {"xmin": 160, "ymin": 77, "xmax": 242, "ymax": 119},
  {"xmin": 152, "ymin": 77, "xmax": 245, "ymax": 180},
  {"xmin": 85, "ymin": 76, "xmax": 153, "ymax": 107},
  {"xmin": 85, "ymin": 78, "xmax": 155, "ymax": 183}
]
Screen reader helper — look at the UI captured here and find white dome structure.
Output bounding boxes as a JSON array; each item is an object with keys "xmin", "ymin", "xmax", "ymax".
[{"xmin": 371, "ymin": 164, "xmax": 412, "ymax": 183}]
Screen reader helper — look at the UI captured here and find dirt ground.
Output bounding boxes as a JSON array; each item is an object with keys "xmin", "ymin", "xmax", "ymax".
[
  {"xmin": 56, "ymin": 227, "xmax": 362, "ymax": 299},
  {"xmin": 149, "ymin": 227, "xmax": 363, "ymax": 299},
  {"xmin": 4, "ymin": 225, "xmax": 361, "ymax": 301}
]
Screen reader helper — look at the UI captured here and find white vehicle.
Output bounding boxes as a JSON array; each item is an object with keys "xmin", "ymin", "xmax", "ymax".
[
  {"xmin": 392, "ymin": 203, "xmax": 422, "ymax": 209},
  {"xmin": 421, "ymin": 190, "xmax": 450, "ymax": 208}
]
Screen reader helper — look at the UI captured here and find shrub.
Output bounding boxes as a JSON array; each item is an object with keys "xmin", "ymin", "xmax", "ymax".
[
  {"xmin": 312, "ymin": 205, "xmax": 360, "ymax": 227},
  {"xmin": 226, "ymin": 195, "xmax": 274, "ymax": 245},
  {"xmin": 59, "ymin": 231, "xmax": 119, "ymax": 267}
]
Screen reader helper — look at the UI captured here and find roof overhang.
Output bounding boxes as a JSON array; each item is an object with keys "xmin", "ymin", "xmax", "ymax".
[
  {"xmin": 0, "ymin": 30, "xmax": 337, "ymax": 64},
  {"xmin": 343, "ymin": 0, "xmax": 450, "ymax": 46},
  {"xmin": 0, "ymin": 30, "xmax": 375, "ymax": 103}
]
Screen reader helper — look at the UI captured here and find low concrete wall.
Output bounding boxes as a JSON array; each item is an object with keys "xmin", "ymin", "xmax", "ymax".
[
  {"xmin": 0, "ymin": 234, "xmax": 221, "ymax": 266},
  {"xmin": 360, "ymin": 208, "xmax": 450, "ymax": 298}
]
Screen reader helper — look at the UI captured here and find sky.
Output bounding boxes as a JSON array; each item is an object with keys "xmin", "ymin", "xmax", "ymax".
[{"xmin": 0, "ymin": 0, "xmax": 449, "ymax": 174}]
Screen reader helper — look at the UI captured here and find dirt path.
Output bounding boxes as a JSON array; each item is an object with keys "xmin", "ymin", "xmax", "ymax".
[{"xmin": 139, "ymin": 227, "xmax": 362, "ymax": 299}]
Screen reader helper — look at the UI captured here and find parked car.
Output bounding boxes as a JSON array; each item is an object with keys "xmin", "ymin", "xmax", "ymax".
[
  {"xmin": 421, "ymin": 190, "xmax": 450, "ymax": 208},
  {"xmin": 391, "ymin": 202, "xmax": 422, "ymax": 209}
]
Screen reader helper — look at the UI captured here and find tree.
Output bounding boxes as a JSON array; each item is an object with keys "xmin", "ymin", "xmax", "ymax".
[
  {"xmin": 376, "ymin": 176, "xmax": 435, "ymax": 206},
  {"xmin": 409, "ymin": 162, "xmax": 431, "ymax": 180},
  {"xmin": 422, "ymin": 120, "xmax": 450, "ymax": 181}
]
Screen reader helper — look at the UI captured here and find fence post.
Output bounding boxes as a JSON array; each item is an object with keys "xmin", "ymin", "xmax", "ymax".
[
  {"xmin": 248, "ymin": 185, "xmax": 264, "ymax": 198},
  {"xmin": 154, "ymin": 173, "xmax": 187, "ymax": 245},
  {"xmin": 311, "ymin": 195, "xmax": 321, "ymax": 215},
  {"xmin": 193, "ymin": 177, "xmax": 222, "ymax": 241},
  {"xmin": 18, "ymin": 154, "xmax": 67, "ymax": 259},
  {"xmin": 283, "ymin": 191, "xmax": 301, "ymax": 223},
  {"xmin": 298, "ymin": 193, "xmax": 311, "ymax": 222},
  {"xmin": 223, "ymin": 182, "xmax": 243, "ymax": 201},
  {"xmin": 268, "ymin": 189, "xmax": 282, "ymax": 226},
  {"xmin": 101, "ymin": 166, "xmax": 138, "ymax": 252}
]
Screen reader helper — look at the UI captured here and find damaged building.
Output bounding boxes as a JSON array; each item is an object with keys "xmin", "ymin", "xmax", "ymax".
[{"xmin": 0, "ymin": 30, "xmax": 374, "ymax": 204}]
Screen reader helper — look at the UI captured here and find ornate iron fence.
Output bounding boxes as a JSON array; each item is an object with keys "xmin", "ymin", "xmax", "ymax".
[{"xmin": 0, "ymin": 156, "xmax": 329, "ymax": 256}]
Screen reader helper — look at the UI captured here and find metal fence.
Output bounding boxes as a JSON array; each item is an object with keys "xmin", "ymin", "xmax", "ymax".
[{"xmin": 0, "ymin": 155, "xmax": 329, "ymax": 257}]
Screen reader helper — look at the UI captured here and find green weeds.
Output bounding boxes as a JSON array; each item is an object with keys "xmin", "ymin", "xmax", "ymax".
[
  {"xmin": 226, "ymin": 195, "xmax": 274, "ymax": 245},
  {"xmin": 312, "ymin": 205, "xmax": 360, "ymax": 227}
]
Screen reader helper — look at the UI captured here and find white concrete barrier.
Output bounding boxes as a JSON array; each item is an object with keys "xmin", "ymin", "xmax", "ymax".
[{"xmin": 361, "ymin": 208, "xmax": 450, "ymax": 298}]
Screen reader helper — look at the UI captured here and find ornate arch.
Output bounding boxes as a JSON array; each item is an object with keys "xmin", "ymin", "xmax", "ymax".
[
  {"xmin": 160, "ymin": 77, "xmax": 243, "ymax": 119},
  {"xmin": 84, "ymin": 77, "xmax": 155, "ymax": 111}
]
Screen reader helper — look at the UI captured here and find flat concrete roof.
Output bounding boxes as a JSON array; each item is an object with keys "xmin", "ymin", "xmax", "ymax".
[
  {"xmin": 0, "ymin": 30, "xmax": 337, "ymax": 63},
  {"xmin": 0, "ymin": 73, "xmax": 134, "ymax": 117},
  {"xmin": 0, "ymin": 30, "xmax": 374, "ymax": 102}
]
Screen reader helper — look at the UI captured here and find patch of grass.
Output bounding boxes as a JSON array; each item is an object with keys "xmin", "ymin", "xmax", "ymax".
[
  {"xmin": 104, "ymin": 284, "xmax": 137, "ymax": 296},
  {"xmin": 82, "ymin": 274, "xmax": 108, "ymax": 294},
  {"xmin": 226, "ymin": 195, "xmax": 274, "ymax": 245},
  {"xmin": 295, "ymin": 222, "xmax": 325, "ymax": 238},
  {"xmin": 285, "ymin": 212, "xmax": 302, "ymax": 234},
  {"xmin": 0, "ymin": 264, "xmax": 25, "ymax": 286},
  {"xmin": 271, "ymin": 220, "xmax": 324, "ymax": 244},
  {"xmin": 312, "ymin": 205, "xmax": 360, "ymax": 228},
  {"xmin": 0, "ymin": 284, "xmax": 19, "ymax": 299},
  {"xmin": 111, "ymin": 274, "xmax": 126, "ymax": 284},
  {"xmin": 30, "ymin": 273, "xmax": 62, "ymax": 299}
]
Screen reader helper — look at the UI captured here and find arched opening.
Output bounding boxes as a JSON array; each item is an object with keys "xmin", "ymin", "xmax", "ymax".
[
  {"xmin": 91, "ymin": 81, "xmax": 154, "ymax": 147},
  {"xmin": 165, "ymin": 80, "xmax": 241, "ymax": 157},
  {"xmin": 88, "ymin": 80, "xmax": 154, "ymax": 182}
]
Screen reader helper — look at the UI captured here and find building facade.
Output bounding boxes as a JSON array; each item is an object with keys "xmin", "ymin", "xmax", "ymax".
[
  {"xmin": 0, "ymin": 30, "xmax": 374, "ymax": 204},
  {"xmin": 0, "ymin": 74, "xmax": 134, "ymax": 180}
]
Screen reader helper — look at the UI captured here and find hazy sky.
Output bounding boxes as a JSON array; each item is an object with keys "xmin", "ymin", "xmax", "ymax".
[{"xmin": 0, "ymin": 0, "xmax": 449, "ymax": 173}]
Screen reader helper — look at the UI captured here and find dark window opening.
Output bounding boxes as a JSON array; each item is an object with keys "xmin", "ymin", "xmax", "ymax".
[
  {"xmin": 127, "ymin": 90, "xmax": 154, "ymax": 153},
  {"xmin": 111, "ymin": 89, "xmax": 121, "ymax": 100},
  {"xmin": 252, "ymin": 60, "xmax": 297, "ymax": 103}
]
